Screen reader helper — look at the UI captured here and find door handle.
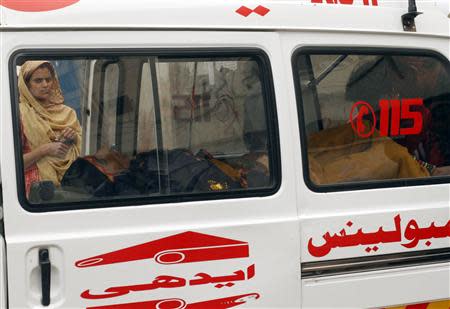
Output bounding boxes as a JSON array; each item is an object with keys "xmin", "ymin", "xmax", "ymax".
[{"xmin": 39, "ymin": 249, "xmax": 51, "ymax": 306}]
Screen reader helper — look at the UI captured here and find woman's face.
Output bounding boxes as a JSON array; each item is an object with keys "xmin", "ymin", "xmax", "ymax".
[{"xmin": 28, "ymin": 67, "xmax": 53, "ymax": 103}]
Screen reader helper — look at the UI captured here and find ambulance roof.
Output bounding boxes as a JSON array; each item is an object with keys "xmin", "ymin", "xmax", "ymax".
[{"xmin": 0, "ymin": 0, "xmax": 449, "ymax": 37}]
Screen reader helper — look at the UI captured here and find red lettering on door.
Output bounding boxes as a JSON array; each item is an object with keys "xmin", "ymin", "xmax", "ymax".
[
  {"xmin": 349, "ymin": 98, "xmax": 424, "ymax": 138},
  {"xmin": 86, "ymin": 293, "xmax": 260, "ymax": 309},
  {"xmin": 311, "ymin": 0, "xmax": 378, "ymax": 6},
  {"xmin": 399, "ymin": 98, "xmax": 423, "ymax": 136}
]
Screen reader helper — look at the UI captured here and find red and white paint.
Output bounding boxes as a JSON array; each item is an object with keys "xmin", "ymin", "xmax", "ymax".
[
  {"xmin": 86, "ymin": 293, "xmax": 260, "ymax": 309},
  {"xmin": 308, "ymin": 214, "xmax": 450, "ymax": 258},
  {"xmin": 349, "ymin": 98, "xmax": 424, "ymax": 138},
  {"xmin": 235, "ymin": 5, "xmax": 270, "ymax": 17},
  {"xmin": 0, "ymin": 0, "xmax": 80, "ymax": 12},
  {"xmin": 77, "ymin": 232, "xmax": 259, "ymax": 307},
  {"xmin": 311, "ymin": 0, "xmax": 378, "ymax": 6},
  {"xmin": 75, "ymin": 231, "xmax": 249, "ymax": 268}
]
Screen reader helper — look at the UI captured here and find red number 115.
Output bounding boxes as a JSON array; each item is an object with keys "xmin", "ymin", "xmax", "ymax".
[
  {"xmin": 350, "ymin": 98, "xmax": 424, "ymax": 138},
  {"xmin": 378, "ymin": 98, "xmax": 423, "ymax": 137}
]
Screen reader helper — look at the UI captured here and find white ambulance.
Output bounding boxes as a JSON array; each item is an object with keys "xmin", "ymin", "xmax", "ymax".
[{"xmin": 0, "ymin": 0, "xmax": 449, "ymax": 308}]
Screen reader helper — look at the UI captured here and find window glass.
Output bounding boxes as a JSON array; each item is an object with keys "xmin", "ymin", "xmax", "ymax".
[
  {"xmin": 100, "ymin": 63, "xmax": 119, "ymax": 150},
  {"xmin": 137, "ymin": 62, "xmax": 157, "ymax": 153},
  {"xmin": 15, "ymin": 54, "xmax": 276, "ymax": 207},
  {"xmin": 295, "ymin": 52, "xmax": 450, "ymax": 187}
]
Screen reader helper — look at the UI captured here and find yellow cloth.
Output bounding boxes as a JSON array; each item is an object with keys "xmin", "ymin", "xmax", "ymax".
[
  {"xmin": 18, "ymin": 61, "xmax": 82, "ymax": 186},
  {"xmin": 308, "ymin": 123, "xmax": 429, "ymax": 185}
]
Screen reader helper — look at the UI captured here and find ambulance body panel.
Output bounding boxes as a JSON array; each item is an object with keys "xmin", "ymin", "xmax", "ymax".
[
  {"xmin": 282, "ymin": 28, "xmax": 450, "ymax": 307},
  {"xmin": 0, "ymin": 0, "xmax": 448, "ymax": 36},
  {"xmin": 0, "ymin": 233, "xmax": 6, "ymax": 309},
  {"xmin": 0, "ymin": 0, "xmax": 449, "ymax": 308}
]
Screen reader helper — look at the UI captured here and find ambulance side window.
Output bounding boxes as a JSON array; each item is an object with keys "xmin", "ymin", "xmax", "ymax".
[
  {"xmin": 294, "ymin": 50, "xmax": 450, "ymax": 190},
  {"xmin": 14, "ymin": 52, "xmax": 279, "ymax": 210}
]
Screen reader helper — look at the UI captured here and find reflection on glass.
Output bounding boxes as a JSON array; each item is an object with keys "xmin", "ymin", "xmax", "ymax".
[
  {"xmin": 17, "ymin": 56, "xmax": 275, "ymax": 205},
  {"xmin": 297, "ymin": 54, "xmax": 450, "ymax": 185}
]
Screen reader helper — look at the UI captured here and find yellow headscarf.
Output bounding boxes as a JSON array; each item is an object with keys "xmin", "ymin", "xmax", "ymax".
[{"xmin": 18, "ymin": 61, "xmax": 82, "ymax": 186}]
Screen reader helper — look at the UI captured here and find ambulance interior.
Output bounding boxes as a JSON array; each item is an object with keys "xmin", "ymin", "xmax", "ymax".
[
  {"xmin": 16, "ymin": 55, "xmax": 274, "ymax": 205},
  {"xmin": 296, "ymin": 53, "xmax": 450, "ymax": 186}
]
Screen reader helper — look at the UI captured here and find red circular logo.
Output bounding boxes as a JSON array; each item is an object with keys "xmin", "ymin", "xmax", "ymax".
[
  {"xmin": 349, "ymin": 101, "xmax": 376, "ymax": 138},
  {"xmin": 1, "ymin": 0, "xmax": 80, "ymax": 12}
]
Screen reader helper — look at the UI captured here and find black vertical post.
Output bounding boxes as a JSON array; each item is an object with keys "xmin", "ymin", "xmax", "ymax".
[
  {"xmin": 149, "ymin": 57, "xmax": 169, "ymax": 194},
  {"xmin": 408, "ymin": 0, "xmax": 417, "ymax": 13},
  {"xmin": 402, "ymin": 0, "xmax": 422, "ymax": 32}
]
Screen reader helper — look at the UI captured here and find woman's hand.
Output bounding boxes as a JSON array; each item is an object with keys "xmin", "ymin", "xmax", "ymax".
[
  {"xmin": 23, "ymin": 142, "xmax": 70, "ymax": 169},
  {"xmin": 60, "ymin": 127, "xmax": 77, "ymax": 144},
  {"xmin": 42, "ymin": 142, "xmax": 70, "ymax": 159}
]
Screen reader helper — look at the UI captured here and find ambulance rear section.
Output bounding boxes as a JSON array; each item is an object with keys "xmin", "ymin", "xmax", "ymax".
[
  {"xmin": 284, "ymin": 3, "xmax": 450, "ymax": 308},
  {"xmin": 290, "ymin": 45, "xmax": 450, "ymax": 309}
]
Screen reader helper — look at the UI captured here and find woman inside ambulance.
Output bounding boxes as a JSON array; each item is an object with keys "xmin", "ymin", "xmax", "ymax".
[{"xmin": 18, "ymin": 61, "xmax": 82, "ymax": 197}]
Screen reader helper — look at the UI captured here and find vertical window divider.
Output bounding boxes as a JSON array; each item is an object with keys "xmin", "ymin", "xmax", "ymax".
[
  {"xmin": 148, "ymin": 57, "xmax": 169, "ymax": 194},
  {"xmin": 98, "ymin": 60, "xmax": 119, "ymax": 151},
  {"xmin": 305, "ymin": 55, "xmax": 323, "ymax": 131}
]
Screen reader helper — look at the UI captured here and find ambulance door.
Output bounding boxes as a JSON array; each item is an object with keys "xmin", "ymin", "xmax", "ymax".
[
  {"xmin": 1, "ymin": 30, "xmax": 301, "ymax": 308},
  {"xmin": 282, "ymin": 31, "xmax": 450, "ymax": 308},
  {"xmin": 0, "ymin": 202, "xmax": 6, "ymax": 309}
]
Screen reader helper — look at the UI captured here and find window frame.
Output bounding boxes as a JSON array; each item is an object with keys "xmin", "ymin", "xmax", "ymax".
[
  {"xmin": 10, "ymin": 48, "xmax": 281, "ymax": 212},
  {"xmin": 292, "ymin": 46, "xmax": 450, "ymax": 193}
]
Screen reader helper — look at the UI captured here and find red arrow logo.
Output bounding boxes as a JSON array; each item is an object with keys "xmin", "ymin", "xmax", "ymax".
[
  {"xmin": 75, "ymin": 231, "xmax": 249, "ymax": 268},
  {"xmin": 1, "ymin": 0, "xmax": 80, "ymax": 12},
  {"xmin": 86, "ymin": 293, "xmax": 260, "ymax": 309}
]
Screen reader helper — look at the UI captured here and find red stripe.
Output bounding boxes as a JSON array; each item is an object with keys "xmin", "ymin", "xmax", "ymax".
[{"xmin": 405, "ymin": 303, "xmax": 429, "ymax": 309}]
